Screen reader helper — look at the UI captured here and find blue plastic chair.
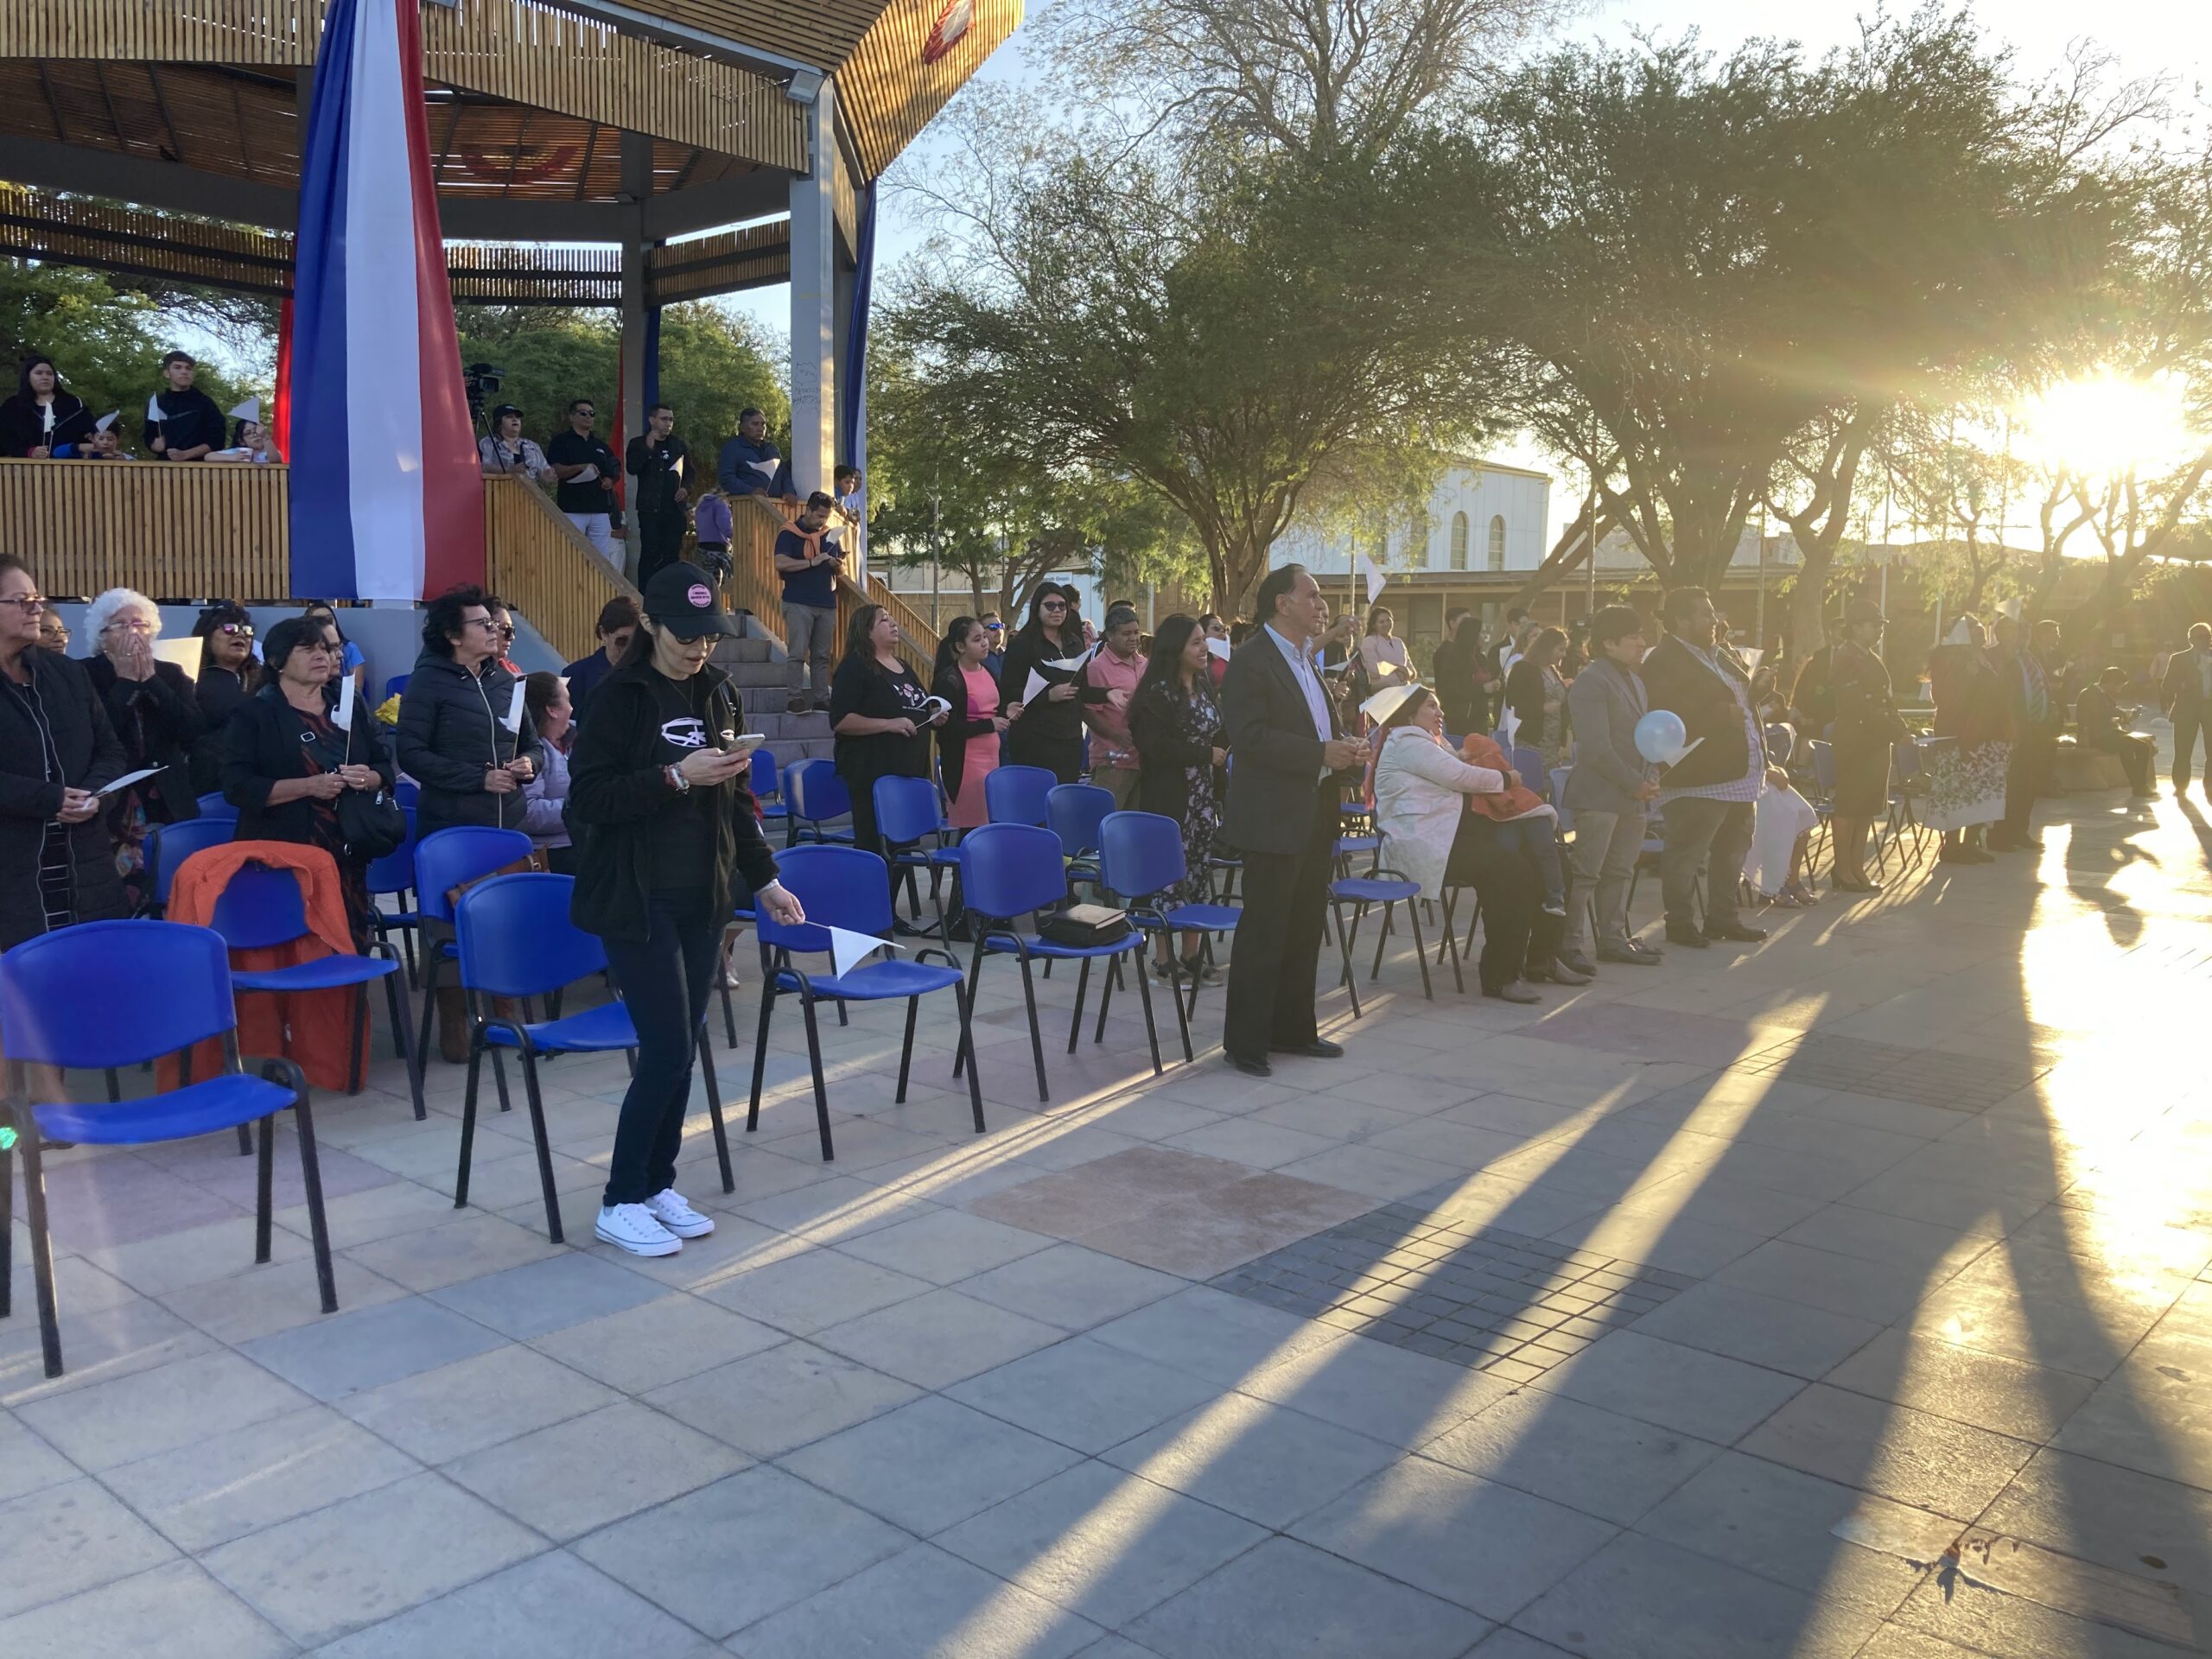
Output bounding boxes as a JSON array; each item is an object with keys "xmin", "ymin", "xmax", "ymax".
[
  {"xmin": 1510, "ymin": 745, "xmax": 1548, "ymax": 800},
  {"xmin": 454, "ymin": 873, "xmax": 727, "ymax": 1241},
  {"xmin": 195, "ymin": 791, "xmax": 239, "ymax": 821},
  {"xmin": 1332, "ymin": 863, "xmax": 1443, "ymax": 1016},
  {"xmin": 1097, "ymin": 810, "xmax": 1242, "ymax": 1059},
  {"xmin": 747, "ymin": 846, "xmax": 984, "ymax": 1161},
  {"xmin": 1047, "ymin": 781, "xmax": 1116, "ymax": 888},
  {"xmin": 384, "ymin": 674, "xmax": 410, "ymax": 702},
  {"xmin": 785, "ymin": 758, "xmax": 854, "ymax": 848},
  {"xmin": 955, "ymin": 823, "xmax": 1162, "ymax": 1102},
  {"xmin": 209, "ymin": 861, "xmax": 426, "ymax": 1119},
  {"xmin": 0, "ymin": 920, "xmax": 338, "ymax": 1378},
  {"xmin": 410, "ymin": 826, "xmax": 535, "ymax": 1102},
  {"xmin": 984, "ymin": 765, "xmax": 1056, "ymax": 828},
  {"xmin": 751, "ymin": 747, "xmax": 789, "ymax": 825},
  {"xmin": 146, "ymin": 816, "xmax": 235, "ymax": 912},
  {"xmin": 873, "ymin": 773, "xmax": 960, "ymax": 931}
]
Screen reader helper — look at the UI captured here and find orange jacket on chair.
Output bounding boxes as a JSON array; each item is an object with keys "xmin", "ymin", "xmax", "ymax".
[{"xmin": 161, "ymin": 840, "xmax": 372, "ymax": 1095}]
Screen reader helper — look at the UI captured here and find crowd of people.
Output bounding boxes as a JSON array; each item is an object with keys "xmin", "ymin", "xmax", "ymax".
[{"xmin": 0, "ymin": 352, "xmax": 278, "ymax": 462}]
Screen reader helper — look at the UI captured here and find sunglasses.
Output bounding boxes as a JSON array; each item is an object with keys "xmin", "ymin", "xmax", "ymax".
[
  {"xmin": 1039, "ymin": 600, "xmax": 1068, "ymax": 611},
  {"xmin": 217, "ymin": 622, "xmax": 254, "ymax": 639}
]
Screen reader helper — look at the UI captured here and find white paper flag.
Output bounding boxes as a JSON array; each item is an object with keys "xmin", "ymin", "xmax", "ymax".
[
  {"xmin": 1370, "ymin": 659, "xmax": 1402, "ymax": 681},
  {"xmin": 1044, "ymin": 648, "xmax": 1094, "ymax": 673},
  {"xmin": 827, "ymin": 926, "xmax": 895, "ymax": 980},
  {"xmin": 334, "ymin": 672, "xmax": 355, "ymax": 734},
  {"xmin": 569, "ymin": 463, "xmax": 600, "ymax": 485},
  {"xmin": 97, "ymin": 766, "xmax": 163, "ymax": 798},
  {"xmin": 93, "ymin": 410, "xmax": 118, "ymax": 434},
  {"xmin": 504, "ymin": 680, "xmax": 527, "ymax": 733},
  {"xmin": 144, "ymin": 394, "xmax": 164, "ymax": 423},
  {"xmin": 1022, "ymin": 668, "xmax": 1050, "ymax": 705},
  {"xmin": 1205, "ymin": 636, "xmax": 1231, "ymax": 661},
  {"xmin": 1356, "ymin": 552, "xmax": 1385, "ymax": 607},
  {"xmin": 749, "ymin": 457, "xmax": 779, "ymax": 480},
  {"xmin": 1666, "ymin": 735, "xmax": 1706, "ymax": 767},
  {"xmin": 227, "ymin": 398, "xmax": 259, "ymax": 425},
  {"xmin": 1360, "ymin": 683, "xmax": 1418, "ymax": 725}
]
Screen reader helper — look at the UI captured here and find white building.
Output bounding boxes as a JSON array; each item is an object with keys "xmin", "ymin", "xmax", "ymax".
[{"xmin": 1270, "ymin": 458, "xmax": 1554, "ymax": 578}]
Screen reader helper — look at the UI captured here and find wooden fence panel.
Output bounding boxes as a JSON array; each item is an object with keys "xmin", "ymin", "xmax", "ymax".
[
  {"xmin": 0, "ymin": 458, "xmax": 290, "ymax": 600},
  {"xmin": 483, "ymin": 475, "xmax": 637, "ymax": 663}
]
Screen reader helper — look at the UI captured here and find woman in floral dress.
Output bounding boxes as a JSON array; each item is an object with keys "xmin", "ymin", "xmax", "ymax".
[{"xmin": 1128, "ymin": 614, "xmax": 1226, "ymax": 984}]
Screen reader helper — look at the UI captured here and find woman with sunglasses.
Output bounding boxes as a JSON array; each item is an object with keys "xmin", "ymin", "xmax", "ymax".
[
  {"xmin": 1000, "ymin": 583, "xmax": 1116, "ymax": 783},
  {"xmin": 189, "ymin": 601, "xmax": 258, "ymax": 793},
  {"xmin": 395, "ymin": 584, "xmax": 538, "ymax": 844},
  {"xmin": 0, "ymin": 556, "xmax": 130, "ymax": 951}
]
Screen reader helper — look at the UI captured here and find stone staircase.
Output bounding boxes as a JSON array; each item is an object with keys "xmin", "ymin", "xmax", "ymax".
[{"xmin": 713, "ymin": 630, "xmax": 834, "ymax": 777}]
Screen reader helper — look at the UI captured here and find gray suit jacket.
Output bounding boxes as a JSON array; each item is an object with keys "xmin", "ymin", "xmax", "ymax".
[{"xmin": 1563, "ymin": 657, "xmax": 1654, "ymax": 816}]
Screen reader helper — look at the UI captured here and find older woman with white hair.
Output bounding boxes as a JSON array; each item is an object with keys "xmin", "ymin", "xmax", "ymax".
[{"xmin": 83, "ymin": 587, "xmax": 201, "ymax": 906}]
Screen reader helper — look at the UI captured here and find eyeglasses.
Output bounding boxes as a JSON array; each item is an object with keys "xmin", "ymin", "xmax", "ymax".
[
  {"xmin": 0, "ymin": 594, "xmax": 48, "ymax": 613},
  {"xmin": 217, "ymin": 622, "xmax": 254, "ymax": 639}
]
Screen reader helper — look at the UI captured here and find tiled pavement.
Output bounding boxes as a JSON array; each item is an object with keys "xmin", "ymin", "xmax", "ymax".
[{"xmin": 7, "ymin": 764, "xmax": 2212, "ymax": 1656}]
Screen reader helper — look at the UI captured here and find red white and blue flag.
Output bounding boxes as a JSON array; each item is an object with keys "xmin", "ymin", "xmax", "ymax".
[{"xmin": 289, "ymin": 0, "xmax": 480, "ymax": 601}]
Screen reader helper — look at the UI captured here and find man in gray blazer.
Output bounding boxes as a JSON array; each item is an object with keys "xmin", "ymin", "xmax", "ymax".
[
  {"xmin": 2163, "ymin": 621, "xmax": 2212, "ymax": 797},
  {"xmin": 1560, "ymin": 605, "xmax": 1662, "ymax": 974}
]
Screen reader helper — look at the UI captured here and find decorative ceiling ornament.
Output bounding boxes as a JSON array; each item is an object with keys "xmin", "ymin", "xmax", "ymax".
[
  {"xmin": 455, "ymin": 143, "xmax": 581, "ymax": 186},
  {"xmin": 921, "ymin": 0, "xmax": 973, "ymax": 66}
]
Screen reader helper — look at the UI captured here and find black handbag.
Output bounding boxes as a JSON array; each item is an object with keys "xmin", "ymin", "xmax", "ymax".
[{"xmin": 320, "ymin": 701, "xmax": 408, "ymax": 863}]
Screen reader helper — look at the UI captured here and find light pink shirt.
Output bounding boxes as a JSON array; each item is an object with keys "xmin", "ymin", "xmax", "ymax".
[{"xmin": 1083, "ymin": 648, "xmax": 1146, "ymax": 769}]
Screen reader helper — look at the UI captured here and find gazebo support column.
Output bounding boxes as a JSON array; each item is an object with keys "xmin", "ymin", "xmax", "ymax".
[
  {"xmin": 787, "ymin": 78, "xmax": 838, "ymax": 499},
  {"xmin": 617, "ymin": 129, "xmax": 654, "ymax": 580}
]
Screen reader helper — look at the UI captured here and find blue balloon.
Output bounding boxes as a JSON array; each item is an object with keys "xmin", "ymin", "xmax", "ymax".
[{"xmin": 1634, "ymin": 709, "xmax": 1688, "ymax": 764}]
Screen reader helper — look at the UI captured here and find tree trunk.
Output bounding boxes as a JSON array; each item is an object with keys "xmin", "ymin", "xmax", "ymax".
[
  {"xmin": 1787, "ymin": 550, "xmax": 1833, "ymax": 662},
  {"xmin": 1508, "ymin": 503, "xmax": 1607, "ymax": 611}
]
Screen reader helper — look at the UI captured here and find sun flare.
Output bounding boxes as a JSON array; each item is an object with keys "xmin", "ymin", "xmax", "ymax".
[{"xmin": 2018, "ymin": 371, "xmax": 2196, "ymax": 478}]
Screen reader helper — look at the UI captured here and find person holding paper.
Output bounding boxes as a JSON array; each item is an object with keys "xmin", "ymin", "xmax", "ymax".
[
  {"xmin": 477, "ymin": 404, "xmax": 554, "ymax": 483},
  {"xmin": 0, "ymin": 356, "xmax": 92, "ymax": 458},
  {"xmin": 1219, "ymin": 564, "xmax": 1369, "ymax": 1076},
  {"xmin": 1641, "ymin": 587, "xmax": 1780, "ymax": 948},
  {"xmin": 1083, "ymin": 605, "xmax": 1147, "ymax": 810},
  {"xmin": 0, "ymin": 555, "xmax": 130, "ymax": 950},
  {"xmin": 1503, "ymin": 626, "xmax": 1573, "ymax": 777},
  {"xmin": 546, "ymin": 398, "xmax": 623, "ymax": 563},
  {"xmin": 567, "ymin": 561, "xmax": 803, "ymax": 1259},
  {"xmin": 1357, "ymin": 606, "xmax": 1411, "ymax": 694},
  {"xmin": 626, "ymin": 404, "xmax": 691, "ymax": 588},
  {"xmin": 82, "ymin": 588, "xmax": 201, "ymax": 909},
  {"xmin": 830, "ymin": 604, "xmax": 947, "ymax": 914},
  {"xmin": 1561, "ymin": 605, "xmax": 1664, "ymax": 971},
  {"xmin": 715, "ymin": 406, "xmax": 793, "ymax": 501},
  {"xmin": 83, "ymin": 417, "xmax": 130, "ymax": 460},
  {"xmin": 220, "ymin": 617, "xmax": 393, "ymax": 946},
  {"xmin": 1001, "ymin": 583, "xmax": 1116, "ymax": 783},
  {"xmin": 774, "ymin": 492, "xmax": 845, "ymax": 714},
  {"xmin": 141, "ymin": 351, "xmax": 225, "ymax": 461},
  {"xmin": 395, "ymin": 585, "xmax": 539, "ymax": 842},
  {"xmin": 932, "ymin": 617, "xmax": 1007, "ymax": 833}
]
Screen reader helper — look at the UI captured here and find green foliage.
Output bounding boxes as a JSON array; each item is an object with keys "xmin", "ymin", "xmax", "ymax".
[{"xmin": 0, "ymin": 261, "xmax": 257, "ymax": 450}]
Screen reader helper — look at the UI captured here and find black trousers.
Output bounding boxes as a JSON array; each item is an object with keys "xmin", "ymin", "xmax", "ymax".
[
  {"xmin": 2173, "ymin": 710, "xmax": 2208, "ymax": 793},
  {"xmin": 1224, "ymin": 791, "xmax": 1337, "ymax": 1060},
  {"xmin": 600, "ymin": 886, "xmax": 720, "ymax": 1206},
  {"xmin": 2100, "ymin": 735, "xmax": 2155, "ymax": 794},
  {"xmin": 636, "ymin": 512, "xmax": 687, "ymax": 588},
  {"xmin": 1447, "ymin": 816, "xmax": 1554, "ymax": 991},
  {"xmin": 2001, "ymin": 731, "xmax": 2056, "ymax": 842}
]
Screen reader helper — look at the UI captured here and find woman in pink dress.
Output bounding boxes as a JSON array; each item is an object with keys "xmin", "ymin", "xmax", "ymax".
[{"xmin": 933, "ymin": 616, "xmax": 1007, "ymax": 831}]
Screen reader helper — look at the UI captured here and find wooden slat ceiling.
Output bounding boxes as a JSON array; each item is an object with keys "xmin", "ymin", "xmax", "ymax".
[
  {"xmin": 623, "ymin": 0, "xmax": 888, "ymax": 75},
  {"xmin": 0, "ymin": 60, "xmax": 754, "ymax": 203}
]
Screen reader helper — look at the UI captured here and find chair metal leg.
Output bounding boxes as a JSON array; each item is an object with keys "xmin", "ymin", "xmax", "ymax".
[
  {"xmin": 896, "ymin": 998, "xmax": 919, "ymax": 1103},
  {"xmin": 955, "ymin": 937, "xmax": 988, "ymax": 1080},
  {"xmin": 385, "ymin": 971, "xmax": 427, "ymax": 1120},
  {"xmin": 289, "ymin": 1094, "xmax": 339, "ymax": 1315},
  {"xmin": 17, "ymin": 1118, "xmax": 61, "ymax": 1376},
  {"xmin": 1015, "ymin": 950, "xmax": 1050, "ymax": 1102},
  {"xmin": 697, "ymin": 1023, "xmax": 734, "ymax": 1194},
  {"xmin": 747, "ymin": 975, "xmax": 777, "ymax": 1133},
  {"xmin": 952, "ymin": 979, "xmax": 987, "ymax": 1133},
  {"xmin": 1163, "ymin": 949, "xmax": 1195, "ymax": 1064},
  {"xmin": 516, "ymin": 1049, "xmax": 564, "ymax": 1243},
  {"xmin": 1132, "ymin": 946, "xmax": 1163, "ymax": 1076},
  {"xmin": 254, "ymin": 1114, "xmax": 276, "ymax": 1262},
  {"xmin": 799, "ymin": 995, "xmax": 836, "ymax": 1160},
  {"xmin": 1407, "ymin": 899, "xmax": 1435, "ymax": 1001},
  {"xmin": 1093, "ymin": 952, "xmax": 1117, "ymax": 1046},
  {"xmin": 104, "ymin": 1067, "xmax": 120, "ymax": 1102},
  {"xmin": 721, "ymin": 975, "xmax": 740, "ymax": 1050},
  {"xmin": 455, "ymin": 1032, "xmax": 486, "ymax": 1211},
  {"xmin": 0, "ymin": 1120, "xmax": 12, "ymax": 1320},
  {"xmin": 1332, "ymin": 898, "xmax": 1364, "ymax": 1020},
  {"xmin": 413, "ymin": 950, "xmax": 439, "ymax": 1103},
  {"xmin": 1370, "ymin": 901, "xmax": 1392, "ymax": 981},
  {"xmin": 1440, "ymin": 900, "xmax": 1465, "ymax": 994},
  {"xmin": 1066, "ymin": 957, "xmax": 1091, "ymax": 1055}
]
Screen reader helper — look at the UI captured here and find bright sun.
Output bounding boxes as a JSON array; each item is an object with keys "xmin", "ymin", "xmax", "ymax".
[{"xmin": 2018, "ymin": 371, "xmax": 2196, "ymax": 478}]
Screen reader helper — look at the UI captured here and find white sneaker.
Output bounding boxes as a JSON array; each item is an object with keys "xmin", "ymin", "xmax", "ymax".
[
  {"xmin": 643, "ymin": 1188, "xmax": 715, "ymax": 1239},
  {"xmin": 595, "ymin": 1203, "xmax": 682, "ymax": 1257}
]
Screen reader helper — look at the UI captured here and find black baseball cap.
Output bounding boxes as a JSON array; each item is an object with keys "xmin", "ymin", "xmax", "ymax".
[{"xmin": 643, "ymin": 562, "xmax": 741, "ymax": 639}]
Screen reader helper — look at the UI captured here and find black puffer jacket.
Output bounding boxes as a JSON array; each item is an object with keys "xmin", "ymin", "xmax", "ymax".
[
  {"xmin": 0, "ymin": 649, "xmax": 131, "ymax": 948},
  {"xmin": 393, "ymin": 651, "xmax": 541, "ymax": 837},
  {"xmin": 86, "ymin": 655, "xmax": 201, "ymax": 826}
]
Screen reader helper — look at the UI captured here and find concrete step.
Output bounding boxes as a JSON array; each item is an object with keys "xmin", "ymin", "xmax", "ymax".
[
  {"xmin": 720, "ymin": 637, "xmax": 775, "ymax": 664},
  {"xmin": 738, "ymin": 710, "xmax": 832, "ymax": 742},
  {"xmin": 723, "ymin": 663, "xmax": 789, "ymax": 689}
]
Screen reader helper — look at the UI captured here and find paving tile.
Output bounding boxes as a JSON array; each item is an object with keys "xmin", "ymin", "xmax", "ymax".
[
  {"xmin": 1625, "ymin": 1281, "xmax": 1883, "ymax": 1379},
  {"xmin": 0, "ymin": 1300, "xmax": 217, "ymax": 1408},
  {"xmin": 691, "ymin": 1248, "xmax": 931, "ymax": 1336},
  {"xmin": 1420, "ymin": 1389, "xmax": 1725, "ymax": 1525},
  {"xmin": 573, "ymin": 1465, "xmax": 909, "ymax": 1637},
  {"xmin": 1891, "ymin": 1564, "xmax": 2198, "ymax": 1659},
  {"xmin": 100, "ymin": 1404, "xmax": 418, "ymax": 1552},
  {"xmin": 0, "ymin": 1412, "xmax": 75, "ymax": 1504},
  {"xmin": 0, "ymin": 1560, "xmax": 291, "ymax": 1659},
  {"xmin": 1292, "ymin": 1457, "xmax": 1617, "ymax": 1619},
  {"xmin": 732, "ymin": 1541, "xmax": 1102, "ymax": 1659},
  {"xmin": 0, "ymin": 1478, "xmax": 176, "ymax": 1621},
  {"xmin": 780, "ymin": 1393, "xmax": 1082, "ymax": 1535},
  {"xmin": 239, "ymin": 1294, "xmax": 506, "ymax": 1402},
  {"xmin": 1739, "ymin": 1383, "xmax": 2037, "ymax": 1519},
  {"xmin": 156, "ymin": 1253, "xmax": 410, "ymax": 1344},
  {"xmin": 810, "ymin": 1286, "xmax": 1066, "ymax": 1389},
  {"xmin": 834, "ymin": 1208, "xmax": 1058, "ymax": 1285},
  {"xmin": 1127, "ymin": 1535, "xmax": 1488, "ymax": 1659},
  {"xmin": 1778, "ymin": 1203, "xmax": 2001, "ymax": 1274},
  {"xmin": 946, "ymin": 1336, "xmax": 1220, "ymax": 1454},
  {"xmin": 1713, "ymin": 1238, "xmax": 1936, "ymax": 1325},
  {"xmin": 1515, "ymin": 1532, "xmax": 1885, "ymax": 1659},
  {"xmin": 1098, "ymin": 1393, "xmax": 1400, "ymax": 1529},
  {"xmin": 2052, "ymin": 1327, "xmax": 2212, "ymax": 1489},
  {"xmin": 936, "ymin": 1459, "xmax": 1266, "ymax": 1629},
  {"xmin": 646, "ymin": 1339, "xmax": 920, "ymax": 1459},
  {"xmin": 338, "ymin": 1343, "xmax": 619, "ymax": 1465},
  {"xmin": 1089, "ymin": 1285, "xmax": 1349, "ymax": 1388},
  {"xmin": 525, "ymin": 1291, "xmax": 785, "ymax": 1394},
  {"xmin": 317, "ymin": 1549, "xmax": 720, "ymax": 1659},
  {"xmin": 342, "ymin": 1212, "xmax": 563, "ymax": 1293},
  {"xmin": 442, "ymin": 1398, "xmax": 747, "ymax": 1541},
  {"xmin": 958, "ymin": 1242, "xmax": 1185, "ymax": 1332},
  {"xmin": 1160, "ymin": 1116, "xmax": 1344, "ymax": 1170},
  {"xmin": 1976, "ymin": 1447, "xmax": 2212, "ymax": 1597},
  {"xmin": 16, "ymin": 1349, "xmax": 307, "ymax": 1472},
  {"xmin": 425, "ymin": 1250, "xmax": 665, "ymax": 1340},
  {"xmin": 1536, "ymin": 1331, "xmax": 1805, "ymax": 1444},
  {"xmin": 1237, "ymin": 1328, "xmax": 1514, "ymax": 1447},
  {"xmin": 1823, "ymin": 1327, "xmax": 2100, "ymax": 1441}
]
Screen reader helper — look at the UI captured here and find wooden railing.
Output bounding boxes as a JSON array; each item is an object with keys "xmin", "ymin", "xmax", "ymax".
[
  {"xmin": 0, "ymin": 456, "xmax": 292, "ymax": 600},
  {"xmin": 482, "ymin": 476, "xmax": 638, "ymax": 663},
  {"xmin": 729, "ymin": 496, "xmax": 939, "ymax": 679}
]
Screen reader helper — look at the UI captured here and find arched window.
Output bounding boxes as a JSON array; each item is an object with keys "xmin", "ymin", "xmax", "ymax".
[
  {"xmin": 1487, "ymin": 515, "xmax": 1507, "ymax": 572},
  {"xmin": 1408, "ymin": 508, "xmax": 1430, "ymax": 569},
  {"xmin": 1449, "ymin": 512, "xmax": 1470, "ymax": 570}
]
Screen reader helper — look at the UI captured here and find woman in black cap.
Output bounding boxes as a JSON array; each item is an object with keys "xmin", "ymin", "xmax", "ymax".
[{"xmin": 568, "ymin": 561, "xmax": 804, "ymax": 1257}]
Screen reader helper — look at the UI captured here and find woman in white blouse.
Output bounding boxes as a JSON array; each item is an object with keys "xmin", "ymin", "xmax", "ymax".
[
  {"xmin": 1370, "ymin": 687, "xmax": 1580, "ymax": 1003},
  {"xmin": 1358, "ymin": 605, "xmax": 1412, "ymax": 690}
]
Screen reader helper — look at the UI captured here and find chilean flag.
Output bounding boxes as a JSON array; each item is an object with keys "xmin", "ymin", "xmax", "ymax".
[{"xmin": 289, "ymin": 0, "xmax": 480, "ymax": 601}]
